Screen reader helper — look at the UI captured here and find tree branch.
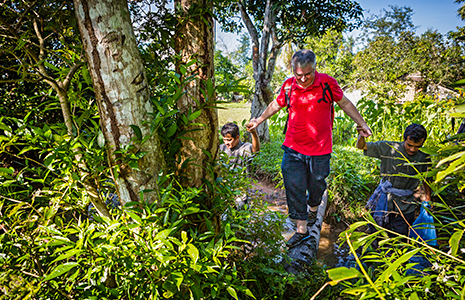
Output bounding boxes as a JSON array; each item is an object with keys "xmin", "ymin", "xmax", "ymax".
[
  {"xmin": 60, "ymin": 62, "xmax": 84, "ymax": 91},
  {"xmin": 266, "ymin": 27, "xmax": 282, "ymax": 83},
  {"xmin": 259, "ymin": 0, "xmax": 274, "ymax": 74},
  {"xmin": 238, "ymin": 1, "xmax": 259, "ymax": 79}
]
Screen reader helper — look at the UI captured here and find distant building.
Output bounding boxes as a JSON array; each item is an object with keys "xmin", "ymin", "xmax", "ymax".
[{"xmin": 397, "ymin": 72, "xmax": 458, "ymax": 103}]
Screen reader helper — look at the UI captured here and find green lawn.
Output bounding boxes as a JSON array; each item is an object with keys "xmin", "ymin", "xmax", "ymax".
[{"xmin": 217, "ymin": 102, "xmax": 251, "ymax": 127}]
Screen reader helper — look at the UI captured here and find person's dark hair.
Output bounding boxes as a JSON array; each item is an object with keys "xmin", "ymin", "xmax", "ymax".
[
  {"xmin": 291, "ymin": 49, "xmax": 316, "ymax": 69},
  {"xmin": 221, "ymin": 122, "xmax": 240, "ymax": 138},
  {"xmin": 403, "ymin": 123, "xmax": 427, "ymax": 142}
]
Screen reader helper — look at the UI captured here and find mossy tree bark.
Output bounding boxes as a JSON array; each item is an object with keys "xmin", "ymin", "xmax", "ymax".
[
  {"xmin": 74, "ymin": 0, "xmax": 165, "ymax": 206},
  {"xmin": 174, "ymin": 0, "xmax": 219, "ymax": 188}
]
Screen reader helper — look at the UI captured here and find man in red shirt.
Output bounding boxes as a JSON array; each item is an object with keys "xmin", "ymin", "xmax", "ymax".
[{"xmin": 247, "ymin": 50, "xmax": 372, "ymax": 248}]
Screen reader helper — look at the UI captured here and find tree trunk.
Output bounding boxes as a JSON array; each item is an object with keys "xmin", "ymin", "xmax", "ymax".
[
  {"xmin": 239, "ymin": 0, "xmax": 282, "ymax": 142},
  {"xmin": 250, "ymin": 83, "xmax": 271, "ymax": 140},
  {"xmin": 174, "ymin": 0, "xmax": 219, "ymax": 188},
  {"xmin": 74, "ymin": 0, "xmax": 165, "ymax": 206}
]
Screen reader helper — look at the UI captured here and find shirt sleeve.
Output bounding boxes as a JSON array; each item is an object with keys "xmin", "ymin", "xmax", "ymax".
[
  {"xmin": 364, "ymin": 141, "xmax": 389, "ymax": 159},
  {"xmin": 276, "ymin": 78, "xmax": 293, "ymax": 108},
  {"xmin": 326, "ymin": 75, "xmax": 344, "ymax": 102}
]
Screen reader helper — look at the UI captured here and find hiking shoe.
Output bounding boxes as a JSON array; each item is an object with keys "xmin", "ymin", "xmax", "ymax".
[
  {"xmin": 307, "ymin": 209, "xmax": 318, "ymax": 227},
  {"xmin": 286, "ymin": 231, "xmax": 311, "ymax": 248}
]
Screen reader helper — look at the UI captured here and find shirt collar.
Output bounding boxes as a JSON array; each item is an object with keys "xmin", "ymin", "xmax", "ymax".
[{"xmin": 231, "ymin": 140, "xmax": 244, "ymax": 151}]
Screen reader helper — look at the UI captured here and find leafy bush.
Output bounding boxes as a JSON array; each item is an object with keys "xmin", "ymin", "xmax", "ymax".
[
  {"xmin": 321, "ymin": 97, "xmax": 465, "ymax": 299},
  {"xmin": 250, "ymin": 136, "xmax": 284, "ymax": 184},
  {"xmin": 356, "ymin": 95, "xmax": 458, "ymax": 146},
  {"xmin": 0, "ymin": 181, "xmax": 256, "ymax": 299},
  {"xmin": 323, "ymin": 214, "xmax": 465, "ymax": 299},
  {"xmin": 0, "ymin": 112, "xmax": 256, "ymax": 299},
  {"xmin": 326, "ymin": 145, "xmax": 379, "ymax": 223}
]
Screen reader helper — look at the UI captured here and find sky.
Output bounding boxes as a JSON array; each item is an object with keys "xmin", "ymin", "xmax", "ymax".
[{"xmin": 215, "ymin": 0, "xmax": 465, "ymax": 52}]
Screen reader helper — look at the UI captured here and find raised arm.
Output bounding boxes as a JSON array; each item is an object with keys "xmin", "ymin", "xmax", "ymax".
[
  {"xmin": 247, "ymin": 126, "xmax": 261, "ymax": 153},
  {"xmin": 247, "ymin": 99, "xmax": 282, "ymax": 130},
  {"xmin": 337, "ymin": 95, "xmax": 372, "ymax": 138}
]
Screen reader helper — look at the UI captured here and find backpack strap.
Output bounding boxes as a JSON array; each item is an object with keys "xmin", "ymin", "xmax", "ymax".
[
  {"xmin": 283, "ymin": 79, "xmax": 294, "ymax": 134},
  {"xmin": 320, "ymin": 82, "xmax": 335, "ymax": 125}
]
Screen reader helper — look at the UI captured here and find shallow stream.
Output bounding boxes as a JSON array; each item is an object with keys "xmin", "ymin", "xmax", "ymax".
[{"xmin": 253, "ymin": 181, "xmax": 350, "ymax": 268}]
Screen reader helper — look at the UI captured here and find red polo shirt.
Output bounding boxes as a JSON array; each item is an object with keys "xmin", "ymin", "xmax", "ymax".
[{"xmin": 276, "ymin": 71, "xmax": 344, "ymax": 156}]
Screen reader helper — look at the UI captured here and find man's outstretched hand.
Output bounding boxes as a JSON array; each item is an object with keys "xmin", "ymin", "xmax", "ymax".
[
  {"xmin": 357, "ymin": 124, "xmax": 372, "ymax": 138},
  {"xmin": 247, "ymin": 118, "xmax": 260, "ymax": 132}
]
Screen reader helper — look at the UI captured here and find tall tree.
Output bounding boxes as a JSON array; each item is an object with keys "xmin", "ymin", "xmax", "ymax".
[
  {"xmin": 304, "ymin": 30, "xmax": 356, "ymax": 87},
  {"xmin": 456, "ymin": 0, "xmax": 465, "ymax": 21},
  {"xmin": 0, "ymin": 0, "xmax": 111, "ymax": 217},
  {"xmin": 352, "ymin": 5, "xmax": 465, "ymax": 102},
  {"xmin": 74, "ymin": 0, "xmax": 165, "ymax": 205},
  {"xmin": 174, "ymin": 0, "xmax": 219, "ymax": 188},
  {"xmin": 215, "ymin": 0, "xmax": 363, "ymax": 141},
  {"xmin": 362, "ymin": 5, "xmax": 417, "ymax": 41}
]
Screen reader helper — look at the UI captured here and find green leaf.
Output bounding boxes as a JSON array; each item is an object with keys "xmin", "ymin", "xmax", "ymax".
[
  {"xmin": 44, "ymin": 262, "xmax": 79, "ymax": 281},
  {"xmin": 82, "ymin": 66, "xmax": 92, "ymax": 85},
  {"xmin": 188, "ymin": 110, "xmax": 202, "ymax": 121},
  {"xmin": 436, "ymin": 151, "xmax": 465, "ymax": 168},
  {"xmin": 453, "ymin": 78, "xmax": 465, "ymax": 86},
  {"xmin": 206, "ymin": 78, "xmax": 214, "ymax": 98},
  {"xmin": 327, "ymin": 267, "xmax": 363, "ymax": 286},
  {"xmin": 186, "ymin": 59, "xmax": 197, "ymax": 68},
  {"xmin": 155, "ymin": 229, "xmax": 174, "ymax": 241},
  {"xmin": 187, "ymin": 244, "xmax": 199, "ymax": 265},
  {"xmin": 436, "ymin": 153, "xmax": 465, "ymax": 182},
  {"xmin": 166, "ymin": 124, "xmax": 177, "ymax": 137},
  {"xmin": 171, "ymin": 271, "xmax": 183, "ymax": 290},
  {"xmin": 0, "ymin": 122, "xmax": 12, "ymax": 132},
  {"xmin": 450, "ymin": 229, "xmax": 464, "ymax": 256},
  {"xmin": 0, "ymin": 167, "xmax": 14, "ymax": 175},
  {"xmin": 224, "ymin": 222, "xmax": 232, "ymax": 239},
  {"xmin": 376, "ymin": 248, "xmax": 421, "ymax": 284},
  {"xmin": 154, "ymin": 101, "xmax": 165, "ymax": 115},
  {"xmin": 181, "ymin": 231, "xmax": 187, "ymax": 243},
  {"xmin": 128, "ymin": 159, "xmax": 140, "ymax": 170},
  {"xmin": 51, "ymin": 249, "xmax": 82, "ymax": 264},
  {"xmin": 130, "ymin": 125, "xmax": 143, "ymax": 141},
  {"xmin": 448, "ymin": 103, "xmax": 465, "ymax": 115},
  {"xmin": 127, "ymin": 211, "xmax": 142, "ymax": 224},
  {"xmin": 227, "ymin": 286, "xmax": 239, "ymax": 300},
  {"xmin": 44, "ymin": 61, "xmax": 60, "ymax": 71},
  {"xmin": 243, "ymin": 288, "xmax": 256, "ymax": 299}
]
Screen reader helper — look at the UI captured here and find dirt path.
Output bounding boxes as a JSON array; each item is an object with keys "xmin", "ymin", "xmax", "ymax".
[{"xmin": 251, "ymin": 180, "xmax": 347, "ymax": 267}]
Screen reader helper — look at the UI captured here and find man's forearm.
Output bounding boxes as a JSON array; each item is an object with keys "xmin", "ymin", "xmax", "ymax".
[
  {"xmin": 256, "ymin": 100, "xmax": 282, "ymax": 125},
  {"xmin": 338, "ymin": 96, "xmax": 367, "ymax": 126}
]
